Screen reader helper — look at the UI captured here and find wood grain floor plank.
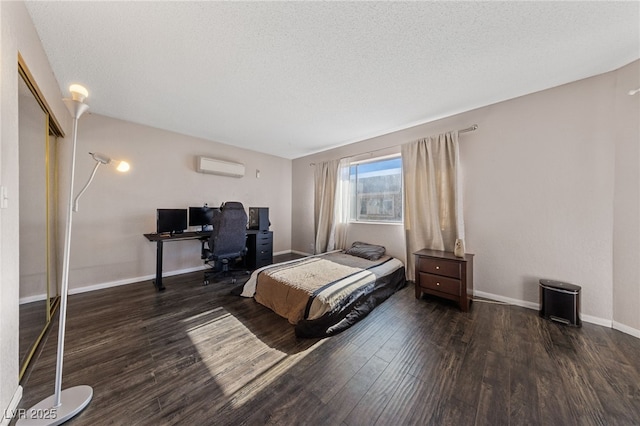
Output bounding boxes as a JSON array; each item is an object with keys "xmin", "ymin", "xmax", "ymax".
[
  {"xmin": 318, "ymin": 355, "xmax": 390, "ymax": 425},
  {"xmin": 475, "ymin": 350, "xmax": 510, "ymax": 425},
  {"xmin": 507, "ymin": 306, "xmax": 542, "ymax": 425},
  {"xmin": 306, "ymin": 342, "xmax": 371, "ymax": 404},
  {"xmin": 17, "ymin": 273, "xmax": 640, "ymax": 426},
  {"xmin": 439, "ymin": 396, "xmax": 477, "ymax": 426},
  {"xmin": 342, "ymin": 354, "xmax": 413, "ymax": 426},
  {"xmin": 373, "ymin": 371, "xmax": 434, "ymax": 425}
]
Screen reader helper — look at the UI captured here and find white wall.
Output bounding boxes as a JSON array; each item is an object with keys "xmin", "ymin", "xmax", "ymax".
[
  {"xmin": 62, "ymin": 113, "xmax": 292, "ymax": 292},
  {"xmin": 613, "ymin": 60, "xmax": 640, "ymax": 334},
  {"xmin": 292, "ymin": 61, "xmax": 640, "ymax": 334},
  {"xmin": 462, "ymin": 73, "xmax": 615, "ymax": 324}
]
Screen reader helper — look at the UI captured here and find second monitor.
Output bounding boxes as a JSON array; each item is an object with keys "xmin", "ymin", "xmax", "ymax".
[
  {"xmin": 157, "ymin": 209, "xmax": 187, "ymax": 235},
  {"xmin": 189, "ymin": 206, "xmax": 214, "ymax": 231}
]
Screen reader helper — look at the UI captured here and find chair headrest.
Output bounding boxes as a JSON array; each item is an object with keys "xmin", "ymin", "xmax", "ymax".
[{"xmin": 221, "ymin": 201, "xmax": 244, "ymax": 210}]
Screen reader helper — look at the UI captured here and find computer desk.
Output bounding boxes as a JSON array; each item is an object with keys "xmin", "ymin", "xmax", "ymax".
[
  {"xmin": 144, "ymin": 231, "xmax": 211, "ymax": 291},
  {"xmin": 143, "ymin": 229, "xmax": 273, "ymax": 291}
]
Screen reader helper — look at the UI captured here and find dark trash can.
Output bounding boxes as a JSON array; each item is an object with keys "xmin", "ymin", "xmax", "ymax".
[{"xmin": 539, "ymin": 279, "xmax": 581, "ymax": 327}]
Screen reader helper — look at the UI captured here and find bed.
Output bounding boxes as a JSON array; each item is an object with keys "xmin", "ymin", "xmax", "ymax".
[{"xmin": 240, "ymin": 244, "xmax": 406, "ymax": 338}]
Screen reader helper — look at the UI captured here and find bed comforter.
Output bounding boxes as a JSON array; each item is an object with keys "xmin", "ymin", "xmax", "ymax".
[{"xmin": 240, "ymin": 251, "xmax": 406, "ymax": 338}]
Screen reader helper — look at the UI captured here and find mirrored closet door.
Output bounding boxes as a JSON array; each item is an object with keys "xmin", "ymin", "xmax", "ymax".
[{"xmin": 18, "ymin": 55, "xmax": 64, "ymax": 380}]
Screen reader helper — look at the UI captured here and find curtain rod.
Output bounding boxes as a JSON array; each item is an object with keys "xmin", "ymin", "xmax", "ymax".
[
  {"xmin": 459, "ymin": 124, "xmax": 478, "ymax": 133},
  {"xmin": 309, "ymin": 124, "xmax": 478, "ymax": 166}
]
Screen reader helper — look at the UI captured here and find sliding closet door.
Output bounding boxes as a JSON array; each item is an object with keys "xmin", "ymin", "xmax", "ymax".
[{"xmin": 18, "ymin": 55, "xmax": 64, "ymax": 380}]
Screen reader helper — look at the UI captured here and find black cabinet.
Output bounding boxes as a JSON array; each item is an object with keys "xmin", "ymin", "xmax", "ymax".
[{"xmin": 246, "ymin": 230, "xmax": 273, "ymax": 269}]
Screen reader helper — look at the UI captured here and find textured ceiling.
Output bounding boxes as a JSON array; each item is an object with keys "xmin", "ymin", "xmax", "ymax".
[{"xmin": 25, "ymin": 1, "xmax": 639, "ymax": 159}]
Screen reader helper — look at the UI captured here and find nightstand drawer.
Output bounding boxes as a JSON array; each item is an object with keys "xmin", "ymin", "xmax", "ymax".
[
  {"xmin": 419, "ymin": 272, "xmax": 461, "ymax": 296},
  {"xmin": 417, "ymin": 257, "xmax": 461, "ymax": 279}
]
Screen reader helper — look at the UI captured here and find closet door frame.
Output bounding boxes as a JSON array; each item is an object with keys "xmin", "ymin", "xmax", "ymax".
[{"xmin": 18, "ymin": 53, "xmax": 65, "ymax": 381}]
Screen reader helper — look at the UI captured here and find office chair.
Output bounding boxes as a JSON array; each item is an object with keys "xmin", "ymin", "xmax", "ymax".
[{"xmin": 202, "ymin": 201, "xmax": 248, "ymax": 285}]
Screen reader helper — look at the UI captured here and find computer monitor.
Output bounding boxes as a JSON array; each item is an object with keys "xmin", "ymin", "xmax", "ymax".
[
  {"xmin": 189, "ymin": 206, "xmax": 214, "ymax": 230},
  {"xmin": 157, "ymin": 209, "xmax": 187, "ymax": 235}
]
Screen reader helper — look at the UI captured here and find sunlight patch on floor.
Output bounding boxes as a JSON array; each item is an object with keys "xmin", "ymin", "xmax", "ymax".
[
  {"xmin": 226, "ymin": 338, "xmax": 326, "ymax": 409},
  {"xmin": 184, "ymin": 308, "xmax": 326, "ymax": 402}
]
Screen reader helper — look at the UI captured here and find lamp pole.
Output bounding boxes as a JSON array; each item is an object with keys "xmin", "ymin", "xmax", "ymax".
[
  {"xmin": 18, "ymin": 86, "xmax": 93, "ymax": 425},
  {"xmin": 19, "ymin": 85, "xmax": 130, "ymax": 425}
]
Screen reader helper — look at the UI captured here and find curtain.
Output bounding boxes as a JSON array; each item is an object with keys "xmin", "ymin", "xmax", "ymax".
[
  {"xmin": 314, "ymin": 158, "xmax": 352, "ymax": 253},
  {"xmin": 332, "ymin": 157, "xmax": 352, "ymax": 250},
  {"xmin": 401, "ymin": 131, "xmax": 464, "ymax": 281},
  {"xmin": 314, "ymin": 160, "xmax": 339, "ymax": 254}
]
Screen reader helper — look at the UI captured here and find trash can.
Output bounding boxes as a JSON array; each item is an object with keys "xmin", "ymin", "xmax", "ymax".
[{"xmin": 539, "ymin": 279, "xmax": 581, "ymax": 327}]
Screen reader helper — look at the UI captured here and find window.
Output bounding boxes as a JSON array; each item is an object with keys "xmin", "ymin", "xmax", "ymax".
[{"xmin": 349, "ymin": 156, "xmax": 402, "ymax": 223}]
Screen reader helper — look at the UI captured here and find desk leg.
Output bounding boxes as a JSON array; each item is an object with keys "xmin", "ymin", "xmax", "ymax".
[{"xmin": 154, "ymin": 240, "xmax": 166, "ymax": 291}]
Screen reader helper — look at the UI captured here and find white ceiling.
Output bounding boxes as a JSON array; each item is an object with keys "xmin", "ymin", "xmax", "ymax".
[{"xmin": 25, "ymin": 1, "xmax": 639, "ymax": 159}]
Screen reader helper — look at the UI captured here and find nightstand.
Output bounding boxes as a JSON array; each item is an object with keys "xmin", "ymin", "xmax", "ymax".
[{"xmin": 414, "ymin": 249, "xmax": 474, "ymax": 311}]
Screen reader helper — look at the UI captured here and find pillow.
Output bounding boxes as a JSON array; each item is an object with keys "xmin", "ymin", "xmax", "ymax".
[{"xmin": 345, "ymin": 241, "xmax": 386, "ymax": 261}]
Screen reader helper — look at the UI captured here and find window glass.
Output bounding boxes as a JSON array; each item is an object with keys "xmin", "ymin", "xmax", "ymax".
[{"xmin": 349, "ymin": 156, "xmax": 402, "ymax": 222}]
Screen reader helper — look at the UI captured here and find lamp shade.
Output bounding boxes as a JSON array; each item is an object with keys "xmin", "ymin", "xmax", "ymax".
[
  {"xmin": 89, "ymin": 152, "xmax": 130, "ymax": 172},
  {"xmin": 90, "ymin": 152, "xmax": 111, "ymax": 164},
  {"xmin": 69, "ymin": 84, "xmax": 88, "ymax": 102},
  {"xmin": 116, "ymin": 161, "xmax": 130, "ymax": 172}
]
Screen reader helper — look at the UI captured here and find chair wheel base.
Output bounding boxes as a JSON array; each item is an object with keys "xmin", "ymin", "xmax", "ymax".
[{"xmin": 203, "ymin": 279, "xmax": 210, "ymax": 286}]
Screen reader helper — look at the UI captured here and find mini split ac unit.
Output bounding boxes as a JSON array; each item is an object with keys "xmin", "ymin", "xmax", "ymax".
[{"xmin": 196, "ymin": 156, "xmax": 245, "ymax": 178}]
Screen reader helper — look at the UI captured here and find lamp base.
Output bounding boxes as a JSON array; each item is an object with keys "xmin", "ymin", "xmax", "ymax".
[{"xmin": 16, "ymin": 385, "xmax": 92, "ymax": 426}]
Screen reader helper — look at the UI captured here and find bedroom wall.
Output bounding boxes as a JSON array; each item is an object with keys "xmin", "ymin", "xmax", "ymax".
[
  {"xmin": 56, "ymin": 113, "xmax": 292, "ymax": 294},
  {"xmin": 0, "ymin": 1, "xmax": 71, "ymax": 419},
  {"xmin": 613, "ymin": 60, "xmax": 640, "ymax": 334},
  {"xmin": 292, "ymin": 60, "xmax": 640, "ymax": 335}
]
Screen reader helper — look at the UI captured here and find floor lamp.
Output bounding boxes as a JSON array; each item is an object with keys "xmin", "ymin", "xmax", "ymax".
[{"xmin": 18, "ymin": 85, "xmax": 129, "ymax": 425}]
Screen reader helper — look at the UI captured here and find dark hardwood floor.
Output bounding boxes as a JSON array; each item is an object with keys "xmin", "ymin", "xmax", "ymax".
[
  {"xmin": 19, "ymin": 299, "xmax": 48, "ymax": 370},
  {"xmin": 18, "ymin": 257, "xmax": 640, "ymax": 425}
]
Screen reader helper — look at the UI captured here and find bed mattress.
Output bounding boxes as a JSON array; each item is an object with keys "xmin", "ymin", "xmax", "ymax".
[{"xmin": 240, "ymin": 251, "xmax": 406, "ymax": 338}]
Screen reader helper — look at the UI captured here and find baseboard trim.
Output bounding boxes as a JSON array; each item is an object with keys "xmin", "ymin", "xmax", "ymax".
[
  {"xmin": 22, "ymin": 265, "xmax": 209, "ymax": 302},
  {"xmin": 473, "ymin": 290, "xmax": 622, "ymax": 333},
  {"xmin": 22, "ymin": 263, "xmax": 640, "ymax": 340},
  {"xmin": 581, "ymin": 314, "xmax": 612, "ymax": 328},
  {"xmin": 71, "ymin": 251, "xmax": 315, "ymax": 295},
  {"xmin": 612, "ymin": 321, "xmax": 640, "ymax": 339},
  {"xmin": 474, "ymin": 290, "xmax": 539, "ymax": 310},
  {"xmin": 291, "ymin": 250, "xmax": 312, "ymax": 257},
  {"xmin": 19, "ymin": 293, "xmax": 47, "ymax": 305},
  {"xmin": 23, "ymin": 252, "xmax": 303, "ymax": 300},
  {"xmin": 1, "ymin": 385, "xmax": 23, "ymax": 426},
  {"xmin": 68, "ymin": 265, "xmax": 208, "ymax": 296}
]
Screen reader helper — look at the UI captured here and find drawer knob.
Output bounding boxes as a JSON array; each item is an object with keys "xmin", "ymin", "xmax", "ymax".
[
  {"xmin": 436, "ymin": 282, "xmax": 440, "ymax": 286},
  {"xmin": 435, "ymin": 266, "xmax": 440, "ymax": 270}
]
